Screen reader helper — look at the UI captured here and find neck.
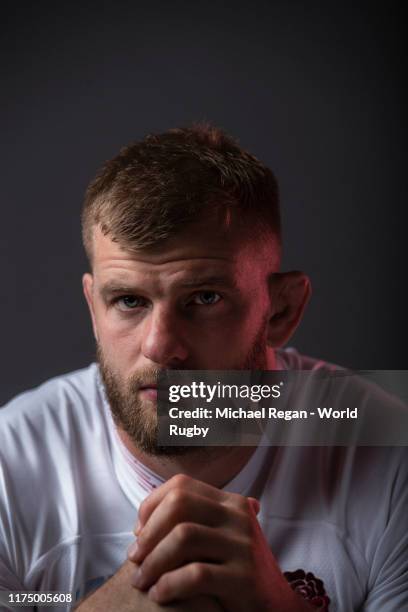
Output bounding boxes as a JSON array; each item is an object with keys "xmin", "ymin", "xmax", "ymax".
[{"xmin": 117, "ymin": 430, "xmax": 257, "ymax": 488}]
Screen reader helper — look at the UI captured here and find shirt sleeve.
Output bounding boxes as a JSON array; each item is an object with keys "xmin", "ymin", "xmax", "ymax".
[
  {"xmin": 361, "ymin": 448, "xmax": 408, "ymax": 611},
  {"xmin": 0, "ymin": 447, "xmax": 36, "ymax": 611},
  {"xmin": 0, "ymin": 559, "xmax": 31, "ymax": 610}
]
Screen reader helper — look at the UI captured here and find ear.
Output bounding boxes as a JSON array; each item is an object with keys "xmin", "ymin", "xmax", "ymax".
[
  {"xmin": 266, "ymin": 271, "xmax": 311, "ymax": 347},
  {"xmin": 82, "ymin": 273, "xmax": 99, "ymax": 342}
]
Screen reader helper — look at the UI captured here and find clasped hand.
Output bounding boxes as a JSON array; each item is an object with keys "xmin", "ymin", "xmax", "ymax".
[{"xmin": 127, "ymin": 474, "xmax": 305, "ymax": 611}]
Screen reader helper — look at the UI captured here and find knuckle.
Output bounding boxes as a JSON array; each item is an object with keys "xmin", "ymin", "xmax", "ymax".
[
  {"xmin": 232, "ymin": 534, "xmax": 255, "ymax": 568},
  {"xmin": 167, "ymin": 488, "xmax": 188, "ymax": 511},
  {"xmin": 236, "ymin": 508, "xmax": 252, "ymax": 533},
  {"xmin": 136, "ymin": 532, "xmax": 146, "ymax": 549},
  {"xmin": 137, "ymin": 500, "xmax": 146, "ymax": 520},
  {"xmin": 174, "ymin": 522, "xmax": 196, "ymax": 544},
  {"xmin": 138, "ymin": 498, "xmax": 151, "ymax": 520},
  {"xmin": 236, "ymin": 494, "xmax": 251, "ymax": 512},
  {"xmin": 171, "ymin": 473, "xmax": 191, "ymax": 488},
  {"xmin": 155, "ymin": 574, "xmax": 170, "ymax": 598},
  {"xmin": 139, "ymin": 558, "xmax": 152, "ymax": 578},
  {"xmin": 190, "ymin": 562, "xmax": 210, "ymax": 585},
  {"xmin": 228, "ymin": 492, "xmax": 252, "ymax": 515}
]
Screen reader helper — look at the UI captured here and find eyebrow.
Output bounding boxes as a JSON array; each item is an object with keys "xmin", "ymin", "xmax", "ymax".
[
  {"xmin": 179, "ymin": 275, "xmax": 238, "ymax": 289},
  {"xmin": 99, "ymin": 276, "xmax": 238, "ymax": 299},
  {"xmin": 99, "ymin": 284, "xmax": 140, "ymax": 300}
]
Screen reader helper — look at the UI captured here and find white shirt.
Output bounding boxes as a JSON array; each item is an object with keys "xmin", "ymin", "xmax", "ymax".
[{"xmin": 0, "ymin": 349, "xmax": 407, "ymax": 611}]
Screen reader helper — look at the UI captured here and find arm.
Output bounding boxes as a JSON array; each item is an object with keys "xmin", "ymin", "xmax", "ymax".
[{"xmin": 75, "ymin": 560, "xmax": 223, "ymax": 612}]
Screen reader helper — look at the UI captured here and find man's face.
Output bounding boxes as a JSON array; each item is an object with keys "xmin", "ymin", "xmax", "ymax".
[{"xmin": 83, "ymin": 219, "xmax": 279, "ymax": 455}]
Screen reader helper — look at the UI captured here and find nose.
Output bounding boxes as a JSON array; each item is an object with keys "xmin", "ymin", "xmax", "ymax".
[{"xmin": 141, "ymin": 305, "xmax": 189, "ymax": 368}]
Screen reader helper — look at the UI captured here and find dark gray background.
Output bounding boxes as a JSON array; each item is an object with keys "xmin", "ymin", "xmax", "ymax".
[{"xmin": 1, "ymin": 1, "xmax": 406, "ymax": 405}]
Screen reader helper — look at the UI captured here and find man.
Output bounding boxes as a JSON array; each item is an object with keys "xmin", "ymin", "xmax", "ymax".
[{"xmin": 0, "ymin": 124, "xmax": 406, "ymax": 611}]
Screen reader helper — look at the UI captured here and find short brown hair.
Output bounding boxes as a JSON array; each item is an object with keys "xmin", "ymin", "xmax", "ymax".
[{"xmin": 82, "ymin": 123, "xmax": 281, "ymax": 262}]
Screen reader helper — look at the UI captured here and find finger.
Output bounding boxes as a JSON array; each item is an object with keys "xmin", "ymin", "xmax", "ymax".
[
  {"xmin": 248, "ymin": 497, "xmax": 260, "ymax": 514},
  {"xmin": 129, "ymin": 491, "xmax": 244, "ymax": 563},
  {"xmin": 147, "ymin": 562, "xmax": 233, "ymax": 604},
  {"xmin": 136, "ymin": 474, "xmax": 228, "ymax": 533},
  {"xmin": 131, "ymin": 523, "xmax": 246, "ymax": 591}
]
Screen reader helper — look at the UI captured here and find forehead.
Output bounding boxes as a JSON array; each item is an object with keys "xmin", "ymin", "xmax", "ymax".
[{"xmin": 90, "ymin": 221, "xmax": 278, "ymax": 287}]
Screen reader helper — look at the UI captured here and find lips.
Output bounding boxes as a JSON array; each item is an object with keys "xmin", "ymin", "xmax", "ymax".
[{"xmin": 139, "ymin": 385, "xmax": 158, "ymax": 400}]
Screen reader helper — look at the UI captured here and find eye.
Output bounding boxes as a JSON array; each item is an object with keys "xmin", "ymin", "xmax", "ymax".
[
  {"xmin": 191, "ymin": 291, "xmax": 222, "ymax": 306},
  {"xmin": 115, "ymin": 295, "xmax": 147, "ymax": 311}
]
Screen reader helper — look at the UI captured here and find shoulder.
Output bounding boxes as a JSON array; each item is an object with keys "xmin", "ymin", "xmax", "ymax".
[
  {"xmin": 266, "ymin": 348, "xmax": 408, "ymax": 536},
  {"xmin": 276, "ymin": 347, "xmax": 339, "ymax": 371},
  {"xmin": 0, "ymin": 364, "xmax": 116, "ymax": 583},
  {"xmin": 0, "ymin": 363, "xmax": 108, "ymax": 483},
  {"xmin": 0, "ymin": 363, "xmax": 102, "ymax": 431},
  {"xmin": 279, "ymin": 348, "xmax": 407, "ymax": 444}
]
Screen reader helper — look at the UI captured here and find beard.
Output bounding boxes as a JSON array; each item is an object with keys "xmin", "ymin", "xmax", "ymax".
[{"xmin": 97, "ymin": 320, "xmax": 269, "ymax": 457}]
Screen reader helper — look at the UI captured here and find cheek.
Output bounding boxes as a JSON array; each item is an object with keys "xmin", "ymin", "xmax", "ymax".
[
  {"xmin": 95, "ymin": 302, "xmax": 136, "ymax": 340},
  {"xmin": 229, "ymin": 302, "xmax": 269, "ymax": 354},
  {"xmin": 95, "ymin": 311, "xmax": 143, "ymax": 365},
  {"xmin": 201, "ymin": 303, "xmax": 267, "ymax": 353}
]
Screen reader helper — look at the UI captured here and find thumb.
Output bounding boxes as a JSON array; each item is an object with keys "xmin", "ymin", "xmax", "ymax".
[{"xmin": 248, "ymin": 496, "xmax": 261, "ymax": 514}]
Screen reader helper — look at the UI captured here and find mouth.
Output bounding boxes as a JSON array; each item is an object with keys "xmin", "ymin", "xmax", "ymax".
[{"xmin": 139, "ymin": 384, "xmax": 158, "ymax": 401}]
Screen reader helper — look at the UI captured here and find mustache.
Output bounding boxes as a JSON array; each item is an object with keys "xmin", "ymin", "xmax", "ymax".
[
  {"xmin": 96, "ymin": 344, "xmax": 163, "ymax": 391},
  {"xmin": 128, "ymin": 367, "xmax": 163, "ymax": 392}
]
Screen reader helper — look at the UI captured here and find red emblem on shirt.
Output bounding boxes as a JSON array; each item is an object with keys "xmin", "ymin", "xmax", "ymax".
[{"xmin": 284, "ymin": 569, "xmax": 330, "ymax": 610}]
